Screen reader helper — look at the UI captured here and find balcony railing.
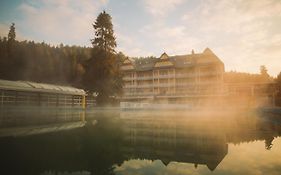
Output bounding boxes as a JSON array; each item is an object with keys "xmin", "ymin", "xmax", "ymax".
[
  {"xmin": 124, "ymin": 81, "xmax": 221, "ymax": 89},
  {"xmin": 123, "ymin": 84, "xmax": 154, "ymax": 88},
  {"xmin": 199, "ymin": 72, "xmax": 220, "ymax": 76},
  {"xmin": 154, "ymin": 83, "xmax": 175, "ymax": 87},
  {"xmin": 123, "ymin": 92, "xmax": 155, "ymax": 96},
  {"xmin": 154, "ymin": 75, "xmax": 175, "ymax": 79},
  {"xmin": 175, "ymin": 74, "xmax": 196, "ymax": 78},
  {"xmin": 122, "ymin": 90, "xmax": 223, "ymax": 97},
  {"xmin": 136, "ymin": 84, "xmax": 154, "ymax": 88},
  {"xmin": 175, "ymin": 72, "xmax": 221, "ymax": 78},
  {"xmin": 197, "ymin": 81, "xmax": 220, "ymax": 85},
  {"xmin": 176, "ymin": 83, "xmax": 195, "ymax": 87},
  {"xmin": 135, "ymin": 76, "xmax": 153, "ymax": 80},
  {"xmin": 122, "ymin": 72, "xmax": 222, "ymax": 81},
  {"xmin": 176, "ymin": 81, "xmax": 220, "ymax": 87}
]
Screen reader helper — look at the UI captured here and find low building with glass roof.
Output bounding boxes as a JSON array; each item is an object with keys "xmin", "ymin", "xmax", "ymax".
[{"xmin": 0, "ymin": 79, "xmax": 86, "ymax": 108}]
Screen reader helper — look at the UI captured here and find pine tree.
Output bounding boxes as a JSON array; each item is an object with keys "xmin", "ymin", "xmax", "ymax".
[
  {"xmin": 83, "ymin": 11, "xmax": 121, "ymax": 105},
  {"xmin": 8, "ymin": 23, "xmax": 16, "ymax": 42},
  {"xmin": 260, "ymin": 65, "xmax": 270, "ymax": 81},
  {"xmin": 91, "ymin": 11, "xmax": 116, "ymax": 53}
]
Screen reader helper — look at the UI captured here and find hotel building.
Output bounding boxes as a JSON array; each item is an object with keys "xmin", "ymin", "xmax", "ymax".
[{"xmin": 120, "ymin": 48, "xmax": 225, "ymax": 104}]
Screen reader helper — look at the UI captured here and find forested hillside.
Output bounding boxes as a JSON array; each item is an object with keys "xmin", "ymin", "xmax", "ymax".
[{"xmin": 0, "ymin": 37, "xmax": 91, "ymax": 88}]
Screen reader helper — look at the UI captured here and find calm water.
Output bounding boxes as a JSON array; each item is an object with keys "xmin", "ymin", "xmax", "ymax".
[{"xmin": 0, "ymin": 108, "xmax": 281, "ymax": 175}]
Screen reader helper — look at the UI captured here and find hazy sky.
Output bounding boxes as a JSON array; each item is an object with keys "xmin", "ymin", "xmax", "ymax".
[{"xmin": 0, "ymin": 0, "xmax": 280, "ymax": 76}]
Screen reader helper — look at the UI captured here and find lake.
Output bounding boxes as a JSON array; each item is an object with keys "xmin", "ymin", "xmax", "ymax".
[{"xmin": 0, "ymin": 108, "xmax": 281, "ymax": 175}]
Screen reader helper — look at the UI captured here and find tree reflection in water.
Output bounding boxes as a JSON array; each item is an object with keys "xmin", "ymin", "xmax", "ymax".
[{"xmin": 265, "ymin": 136, "xmax": 274, "ymax": 150}]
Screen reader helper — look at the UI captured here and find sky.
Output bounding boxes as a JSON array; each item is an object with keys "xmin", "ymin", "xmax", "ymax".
[{"xmin": 0, "ymin": 0, "xmax": 280, "ymax": 76}]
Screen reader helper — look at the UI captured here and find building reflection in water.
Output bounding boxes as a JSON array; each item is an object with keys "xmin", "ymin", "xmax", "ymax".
[
  {"xmin": 120, "ymin": 112, "xmax": 228, "ymax": 171},
  {"xmin": 0, "ymin": 110, "xmax": 280, "ymax": 175},
  {"xmin": 118, "ymin": 110, "xmax": 281, "ymax": 172}
]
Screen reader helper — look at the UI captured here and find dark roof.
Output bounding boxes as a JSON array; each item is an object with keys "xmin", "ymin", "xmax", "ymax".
[
  {"xmin": 123, "ymin": 48, "xmax": 224, "ymax": 71},
  {"xmin": 133, "ymin": 57, "xmax": 158, "ymax": 71}
]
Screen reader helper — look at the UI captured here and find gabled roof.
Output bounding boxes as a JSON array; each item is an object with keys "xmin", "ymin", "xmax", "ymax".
[
  {"xmin": 123, "ymin": 57, "xmax": 133, "ymax": 65},
  {"xmin": 154, "ymin": 60, "xmax": 174, "ymax": 68},
  {"xmin": 196, "ymin": 48, "xmax": 224, "ymax": 65},
  {"xmin": 169, "ymin": 54, "xmax": 197, "ymax": 68},
  {"xmin": 135, "ymin": 60, "xmax": 157, "ymax": 71},
  {"xmin": 154, "ymin": 53, "xmax": 174, "ymax": 68},
  {"xmin": 121, "ymin": 48, "xmax": 224, "ymax": 71},
  {"xmin": 160, "ymin": 52, "xmax": 169, "ymax": 60},
  {"xmin": 132, "ymin": 57, "xmax": 158, "ymax": 71},
  {"xmin": 169, "ymin": 48, "xmax": 223, "ymax": 68}
]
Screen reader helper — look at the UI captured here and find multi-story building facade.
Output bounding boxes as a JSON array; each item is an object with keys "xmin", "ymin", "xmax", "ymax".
[{"xmin": 120, "ymin": 48, "xmax": 225, "ymax": 104}]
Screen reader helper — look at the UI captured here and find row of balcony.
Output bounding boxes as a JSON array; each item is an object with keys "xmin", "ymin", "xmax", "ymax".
[
  {"xmin": 123, "ymin": 90, "xmax": 222, "ymax": 96},
  {"xmin": 123, "ymin": 82, "xmax": 221, "ymax": 88},
  {"xmin": 123, "ymin": 72, "xmax": 221, "ymax": 81}
]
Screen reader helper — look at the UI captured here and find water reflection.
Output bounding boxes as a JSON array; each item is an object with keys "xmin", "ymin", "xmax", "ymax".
[
  {"xmin": 120, "ymin": 113, "xmax": 228, "ymax": 171},
  {"xmin": 0, "ymin": 107, "xmax": 85, "ymax": 137},
  {"xmin": 0, "ymin": 109, "xmax": 280, "ymax": 175}
]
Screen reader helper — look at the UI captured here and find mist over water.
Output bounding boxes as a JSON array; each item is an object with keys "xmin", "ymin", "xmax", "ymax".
[{"xmin": 0, "ymin": 108, "xmax": 281, "ymax": 175}]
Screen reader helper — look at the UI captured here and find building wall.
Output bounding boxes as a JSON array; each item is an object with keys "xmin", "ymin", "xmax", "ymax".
[{"xmin": 121, "ymin": 59, "xmax": 224, "ymax": 101}]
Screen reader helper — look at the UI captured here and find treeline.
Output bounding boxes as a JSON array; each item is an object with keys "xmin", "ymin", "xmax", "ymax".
[
  {"xmin": 0, "ymin": 37, "xmax": 91, "ymax": 88},
  {"xmin": 131, "ymin": 56, "xmax": 157, "ymax": 65},
  {"xmin": 224, "ymin": 70, "xmax": 281, "ymax": 106},
  {"xmin": 224, "ymin": 70, "xmax": 272, "ymax": 84}
]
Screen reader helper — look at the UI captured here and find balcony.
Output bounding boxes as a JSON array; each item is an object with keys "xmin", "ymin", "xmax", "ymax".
[
  {"xmin": 176, "ymin": 83, "xmax": 195, "ymax": 87},
  {"xmin": 154, "ymin": 74, "xmax": 175, "ymax": 79},
  {"xmin": 123, "ymin": 92, "xmax": 155, "ymax": 96},
  {"xmin": 198, "ymin": 81, "xmax": 220, "ymax": 85},
  {"xmin": 175, "ymin": 73, "xmax": 196, "ymax": 78},
  {"xmin": 176, "ymin": 81, "xmax": 220, "ymax": 87},
  {"xmin": 136, "ymin": 84, "xmax": 154, "ymax": 88},
  {"xmin": 199, "ymin": 72, "xmax": 221, "ymax": 77},
  {"xmin": 123, "ymin": 84, "xmax": 154, "ymax": 88},
  {"xmin": 135, "ymin": 76, "xmax": 153, "ymax": 80},
  {"xmin": 154, "ymin": 83, "xmax": 175, "ymax": 87}
]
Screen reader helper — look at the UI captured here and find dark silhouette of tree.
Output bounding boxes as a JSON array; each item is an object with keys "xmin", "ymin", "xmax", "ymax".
[
  {"xmin": 8, "ymin": 23, "xmax": 16, "ymax": 42},
  {"xmin": 91, "ymin": 10, "xmax": 116, "ymax": 54},
  {"xmin": 265, "ymin": 136, "xmax": 274, "ymax": 150},
  {"xmin": 83, "ymin": 11, "xmax": 122, "ymax": 105},
  {"xmin": 260, "ymin": 65, "xmax": 271, "ymax": 81}
]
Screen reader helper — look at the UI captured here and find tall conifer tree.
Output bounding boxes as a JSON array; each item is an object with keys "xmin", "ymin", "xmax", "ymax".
[
  {"xmin": 91, "ymin": 11, "xmax": 116, "ymax": 53},
  {"xmin": 83, "ymin": 11, "xmax": 122, "ymax": 105},
  {"xmin": 8, "ymin": 23, "xmax": 16, "ymax": 42}
]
